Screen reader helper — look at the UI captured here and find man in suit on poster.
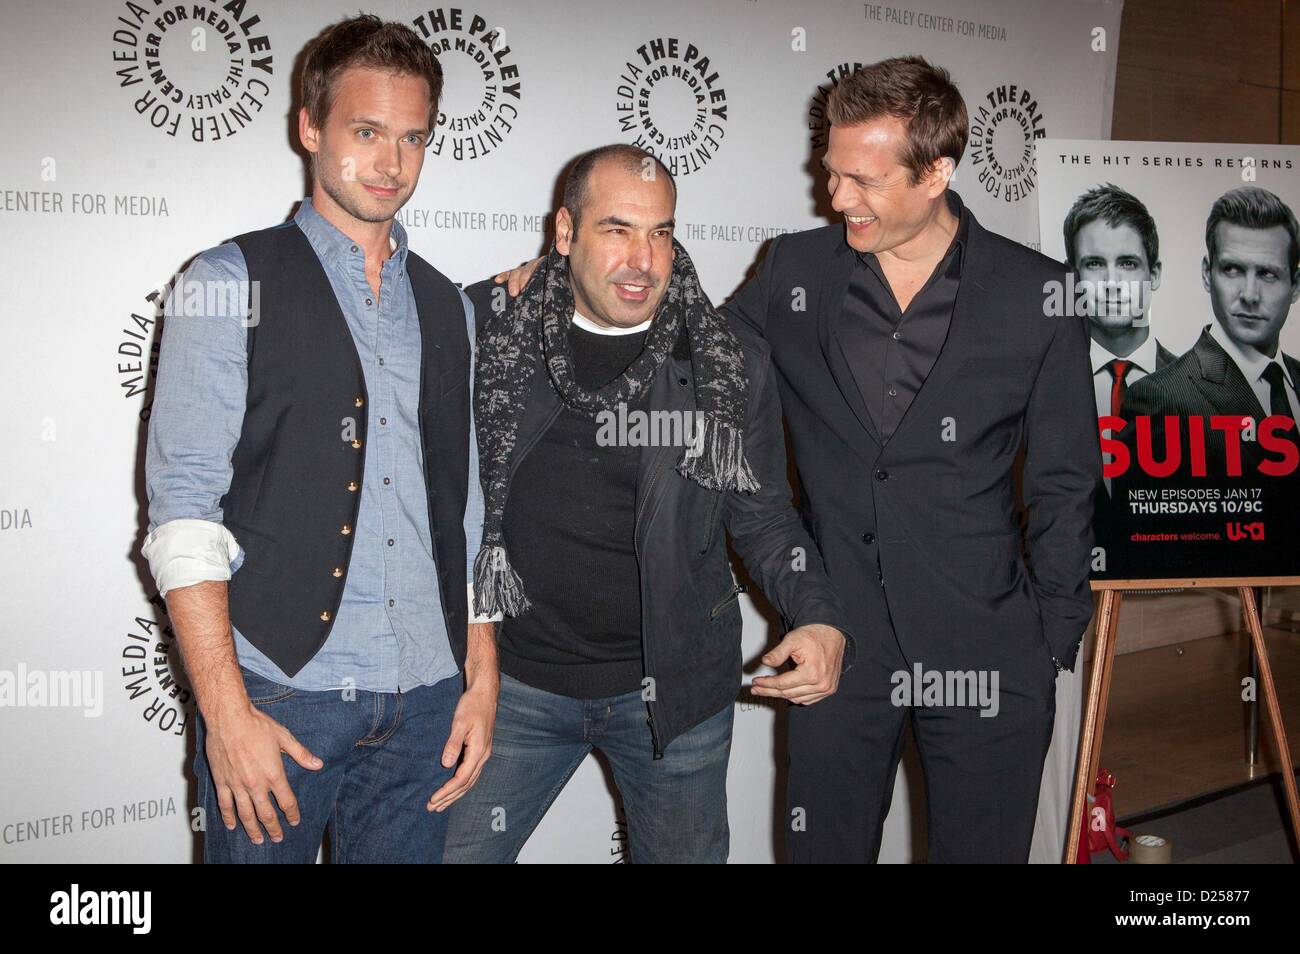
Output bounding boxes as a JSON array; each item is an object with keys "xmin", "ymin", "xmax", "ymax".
[
  {"xmin": 1115, "ymin": 187, "xmax": 1300, "ymax": 569},
  {"xmin": 1037, "ymin": 184, "xmax": 1175, "ymax": 863},
  {"xmin": 1122, "ymin": 186, "xmax": 1300, "ymax": 476},
  {"xmin": 1064, "ymin": 183, "xmax": 1176, "ymax": 507}
]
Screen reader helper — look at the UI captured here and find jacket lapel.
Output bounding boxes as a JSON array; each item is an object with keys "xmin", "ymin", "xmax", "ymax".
[
  {"xmin": 1191, "ymin": 329, "xmax": 1270, "ymax": 465},
  {"xmin": 1193, "ymin": 329, "xmax": 1266, "ymax": 418},
  {"xmin": 818, "ymin": 244, "xmax": 882, "ymax": 446},
  {"xmin": 885, "ymin": 214, "xmax": 994, "ymax": 443},
  {"xmin": 635, "ymin": 352, "xmax": 694, "ymax": 528}
]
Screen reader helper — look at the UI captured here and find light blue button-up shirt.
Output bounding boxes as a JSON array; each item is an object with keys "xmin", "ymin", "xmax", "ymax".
[{"xmin": 146, "ymin": 197, "xmax": 484, "ymax": 692}]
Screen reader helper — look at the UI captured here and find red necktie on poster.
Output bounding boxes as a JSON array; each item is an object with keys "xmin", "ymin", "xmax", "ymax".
[{"xmin": 1107, "ymin": 358, "xmax": 1132, "ymax": 418}]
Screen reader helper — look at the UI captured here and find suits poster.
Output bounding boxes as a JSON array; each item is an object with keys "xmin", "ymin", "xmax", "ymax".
[{"xmin": 1035, "ymin": 140, "xmax": 1300, "ymax": 581}]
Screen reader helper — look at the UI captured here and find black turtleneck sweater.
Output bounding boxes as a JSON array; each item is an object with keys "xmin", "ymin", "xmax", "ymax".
[{"xmin": 498, "ymin": 322, "xmax": 650, "ymax": 699}]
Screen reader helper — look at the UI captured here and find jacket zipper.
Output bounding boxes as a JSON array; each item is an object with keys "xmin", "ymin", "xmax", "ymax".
[
  {"xmin": 634, "ymin": 450, "xmax": 670, "ymax": 760},
  {"xmin": 634, "ymin": 364, "xmax": 692, "ymax": 760},
  {"xmin": 630, "ymin": 356, "xmax": 694, "ymax": 760},
  {"xmin": 709, "ymin": 582, "xmax": 746, "ymax": 619},
  {"xmin": 698, "ymin": 492, "xmax": 722, "ymax": 554}
]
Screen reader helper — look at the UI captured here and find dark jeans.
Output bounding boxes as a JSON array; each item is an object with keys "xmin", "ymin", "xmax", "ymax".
[
  {"xmin": 193, "ymin": 666, "xmax": 461, "ymax": 863},
  {"xmin": 444, "ymin": 673, "xmax": 734, "ymax": 863}
]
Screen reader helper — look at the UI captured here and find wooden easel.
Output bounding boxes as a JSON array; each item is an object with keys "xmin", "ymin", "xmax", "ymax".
[{"xmin": 1066, "ymin": 578, "xmax": 1300, "ymax": 863}]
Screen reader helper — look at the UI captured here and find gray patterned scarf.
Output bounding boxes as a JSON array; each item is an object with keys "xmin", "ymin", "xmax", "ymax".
[{"xmin": 473, "ymin": 239, "xmax": 757, "ymax": 617}]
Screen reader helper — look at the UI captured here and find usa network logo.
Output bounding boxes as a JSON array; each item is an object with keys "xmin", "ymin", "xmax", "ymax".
[{"xmin": 49, "ymin": 884, "xmax": 151, "ymax": 934}]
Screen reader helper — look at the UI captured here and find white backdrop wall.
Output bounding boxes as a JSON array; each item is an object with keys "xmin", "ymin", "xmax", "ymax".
[{"xmin": 0, "ymin": 0, "xmax": 1122, "ymax": 863}]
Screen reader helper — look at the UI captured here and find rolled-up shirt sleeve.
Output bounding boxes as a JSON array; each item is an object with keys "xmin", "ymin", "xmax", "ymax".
[{"xmin": 142, "ymin": 243, "xmax": 250, "ymax": 596}]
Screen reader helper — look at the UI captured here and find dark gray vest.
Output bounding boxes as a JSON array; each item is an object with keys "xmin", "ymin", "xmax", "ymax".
[{"xmin": 223, "ymin": 221, "xmax": 470, "ymax": 676}]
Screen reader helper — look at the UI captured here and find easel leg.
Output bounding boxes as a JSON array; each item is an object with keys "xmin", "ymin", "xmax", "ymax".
[
  {"xmin": 1066, "ymin": 589, "xmax": 1121, "ymax": 863},
  {"xmin": 1238, "ymin": 586, "xmax": 1300, "ymax": 851}
]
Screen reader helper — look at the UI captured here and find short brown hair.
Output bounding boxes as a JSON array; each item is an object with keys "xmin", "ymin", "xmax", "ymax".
[
  {"xmin": 826, "ymin": 55, "xmax": 968, "ymax": 184},
  {"xmin": 301, "ymin": 15, "xmax": 443, "ymax": 140},
  {"xmin": 1206, "ymin": 186, "xmax": 1299, "ymax": 276}
]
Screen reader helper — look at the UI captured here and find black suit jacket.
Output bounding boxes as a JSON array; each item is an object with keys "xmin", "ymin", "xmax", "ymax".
[
  {"xmin": 722, "ymin": 197, "xmax": 1098, "ymax": 670},
  {"xmin": 1110, "ymin": 326, "xmax": 1300, "ymax": 577},
  {"xmin": 1122, "ymin": 326, "xmax": 1300, "ymax": 478}
]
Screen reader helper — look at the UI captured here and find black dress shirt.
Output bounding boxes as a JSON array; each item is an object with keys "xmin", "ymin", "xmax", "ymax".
[{"xmin": 841, "ymin": 190, "xmax": 970, "ymax": 441}]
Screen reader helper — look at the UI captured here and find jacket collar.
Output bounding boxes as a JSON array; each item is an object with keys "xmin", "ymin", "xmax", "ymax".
[{"xmin": 293, "ymin": 196, "xmax": 409, "ymax": 273}]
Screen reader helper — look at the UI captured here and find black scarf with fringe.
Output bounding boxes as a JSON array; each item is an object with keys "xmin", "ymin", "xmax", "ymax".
[{"xmin": 473, "ymin": 239, "xmax": 757, "ymax": 617}]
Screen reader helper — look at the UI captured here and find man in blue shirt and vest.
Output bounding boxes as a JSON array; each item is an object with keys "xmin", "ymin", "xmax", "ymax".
[{"xmin": 142, "ymin": 14, "xmax": 499, "ymax": 864}]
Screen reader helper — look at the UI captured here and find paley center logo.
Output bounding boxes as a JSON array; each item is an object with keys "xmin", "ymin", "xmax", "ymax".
[
  {"xmin": 614, "ymin": 36, "xmax": 729, "ymax": 176},
  {"xmin": 412, "ymin": 7, "xmax": 523, "ymax": 160},
  {"xmin": 110, "ymin": 0, "xmax": 275, "ymax": 142},
  {"xmin": 120, "ymin": 592, "xmax": 193, "ymax": 737},
  {"xmin": 967, "ymin": 82, "xmax": 1048, "ymax": 203},
  {"xmin": 807, "ymin": 62, "xmax": 864, "ymax": 152}
]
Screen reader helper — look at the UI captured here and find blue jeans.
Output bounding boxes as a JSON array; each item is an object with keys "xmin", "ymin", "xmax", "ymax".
[
  {"xmin": 193, "ymin": 666, "xmax": 461, "ymax": 863},
  {"xmin": 444, "ymin": 672, "xmax": 734, "ymax": 863}
]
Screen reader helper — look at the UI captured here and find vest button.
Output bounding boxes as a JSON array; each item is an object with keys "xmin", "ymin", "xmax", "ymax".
[
  {"xmin": 332, "ymin": 567, "xmax": 343, "ymax": 578},
  {"xmin": 351, "ymin": 439, "xmax": 362, "ymax": 449},
  {"xmin": 354, "ymin": 396, "xmax": 364, "ymax": 407},
  {"xmin": 347, "ymin": 480, "xmax": 359, "ymax": 492},
  {"xmin": 341, "ymin": 524, "xmax": 352, "ymax": 535},
  {"xmin": 320, "ymin": 611, "xmax": 331, "ymax": 621}
]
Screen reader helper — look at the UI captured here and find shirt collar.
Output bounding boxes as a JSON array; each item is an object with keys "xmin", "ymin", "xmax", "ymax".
[
  {"xmin": 856, "ymin": 187, "xmax": 968, "ymax": 272},
  {"xmin": 1089, "ymin": 313, "xmax": 1162, "ymax": 375},
  {"xmin": 945, "ymin": 188, "xmax": 970, "ymax": 270},
  {"xmin": 572, "ymin": 310, "xmax": 652, "ymax": 336},
  {"xmin": 293, "ymin": 196, "xmax": 408, "ymax": 271},
  {"xmin": 1209, "ymin": 320, "xmax": 1292, "ymax": 388}
]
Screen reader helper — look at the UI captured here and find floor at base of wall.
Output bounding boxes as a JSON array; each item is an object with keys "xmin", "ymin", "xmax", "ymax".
[{"xmin": 1093, "ymin": 623, "xmax": 1300, "ymax": 819}]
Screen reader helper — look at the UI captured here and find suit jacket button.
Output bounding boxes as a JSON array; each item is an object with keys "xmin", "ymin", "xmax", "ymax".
[
  {"xmin": 320, "ymin": 611, "xmax": 331, "ymax": 621},
  {"xmin": 874, "ymin": 469, "xmax": 889, "ymax": 481},
  {"xmin": 341, "ymin": 524, "xmax": 352, "ymax": 535},
  {"xmin": 861, "ymin": 531, "xmax": 875, "ymax": 544}
]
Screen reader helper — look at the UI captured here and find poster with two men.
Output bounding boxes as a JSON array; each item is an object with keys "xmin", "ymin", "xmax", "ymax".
[{"xmin": 1036, "ymin": 140, "xmax": 1300, "ymax": 581}]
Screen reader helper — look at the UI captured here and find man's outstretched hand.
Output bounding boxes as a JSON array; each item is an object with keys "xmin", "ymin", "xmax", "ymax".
[{"xmin": 750, "ymin": 624, "xmax": 846, "ymax": 705}]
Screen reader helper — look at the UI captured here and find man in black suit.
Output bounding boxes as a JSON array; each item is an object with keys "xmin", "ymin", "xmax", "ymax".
[
  {"xmin": 723, "ymin": 56, "xmax": 1098, "ymax": 862},
  {"xmin": 1117, "ymin": 187, "xmax": 1300, "ymax": 571}
]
